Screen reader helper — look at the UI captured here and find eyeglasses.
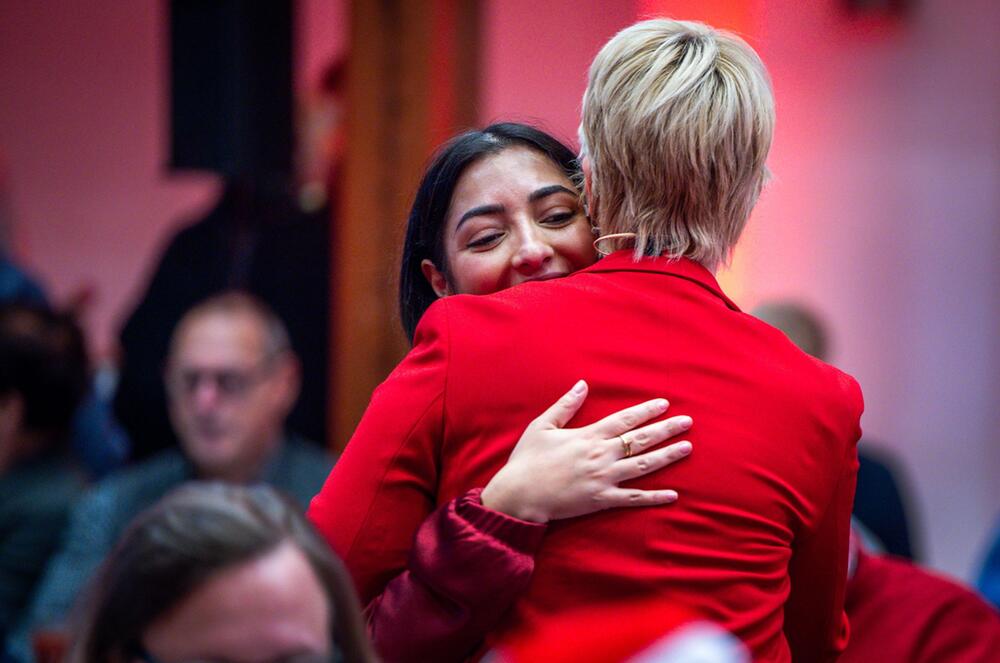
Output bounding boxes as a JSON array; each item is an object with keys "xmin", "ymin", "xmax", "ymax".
[{"xmin": 165, "ymin": 360, "xmax": 276, "ymax": 400}]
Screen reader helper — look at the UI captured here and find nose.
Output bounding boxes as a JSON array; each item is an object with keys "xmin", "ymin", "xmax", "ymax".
[
  {"xmin": 190, "ymin": 377, "xmax": 222, "ymax": 412},
  {"xmin": 510, "ymin": 226, "xmax": 554, "ymax": 275}
]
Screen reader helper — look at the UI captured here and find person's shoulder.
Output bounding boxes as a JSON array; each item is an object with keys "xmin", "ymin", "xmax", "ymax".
[
  {"xmin": 847, "ymin": 552, "xmax": 1000, "ymax": 662},
  {"xmin": 0, "ymin": 460, "xmax": 84, "ymax": 526},
  {"xmin": 742, "ymin": 311, "xmax": 864, "ymax": 412},
  {"xmin": 274, "ymin": 436, "xmax": 335, "ymax": 496},
  {"xmin": 793, "ymin": 357, "xmax": 864, "ymax": 450},
  {"xmin": 86, "ymin": 449, "xmax": 188, "ymax": 509},
  {"xmin": 412, "ymin": 293, "xmax": 531, "ymax": 369},
  {"xmin": 859, "ymin": 553, "xmax": 1000, "ymax": 641},
  {"xmin": 806, "ymin": 354, "xmax": 863, "ymax": 410},
  {"xmin": 281, "ymin": 436, "xmax": 335, "ymax": 469},
  {"xmin": 415, "ymin": 279, "xmax": 572, "ymax": 343},
  {"xmin": 867, "ymin": 554, "xmax": 994, "ymax": 607}
]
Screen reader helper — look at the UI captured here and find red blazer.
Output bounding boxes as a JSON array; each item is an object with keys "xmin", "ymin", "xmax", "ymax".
[{"xmin": 309, "ymin": 252, "xmax": 863, "ymax": 662}]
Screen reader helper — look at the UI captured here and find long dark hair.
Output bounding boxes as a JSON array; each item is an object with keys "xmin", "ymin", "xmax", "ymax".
[
  {"xmin": 398, "ymin": 122, "xmax": 582, "ymax": 343},
  {"xmin": 71, "ymin": 482, "xmax": 378, "ymax": 663}
]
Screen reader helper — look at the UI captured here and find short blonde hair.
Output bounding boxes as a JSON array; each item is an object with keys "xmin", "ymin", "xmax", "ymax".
[{"xmin": 580, "ymin": 19, "xmax": 774, "ymax": 270}]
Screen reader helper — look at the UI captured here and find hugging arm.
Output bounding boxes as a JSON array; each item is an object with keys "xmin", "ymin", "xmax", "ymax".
[
  {"xmin": 308, "ymin": 301, "xmax": 693, "ymax": 662},
  {"xmin": 362, "ymin": 381, "xmax": 695, "ymax": 662}
]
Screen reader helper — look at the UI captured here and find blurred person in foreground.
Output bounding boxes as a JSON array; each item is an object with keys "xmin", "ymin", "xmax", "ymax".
[
  {"xmin": 0, "ymin": 304, "xmax": 88, "ymax": 660},
  {"xmin": 12, "ymin": 292, "xmax": 333, "ymax": 663},
  {"xmin": 489, "ymin": 599, "xmax": 749, "ymax": 663},
  {"xmin": 70, "ymin": 482, "xmax": 376, "ymax": 663},
  {"xmin": 310, "ymin": 19, "xmax": 862, "ymax": 663},
  {"xmin": 978, "ymin": 517, "xmax": 1000, "ymax": 610}
]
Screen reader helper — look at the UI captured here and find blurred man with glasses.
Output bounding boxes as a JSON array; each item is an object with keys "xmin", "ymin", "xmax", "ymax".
[{"xmin": 10, "ymin": 293, "xmax": 333, "ymax": 663}]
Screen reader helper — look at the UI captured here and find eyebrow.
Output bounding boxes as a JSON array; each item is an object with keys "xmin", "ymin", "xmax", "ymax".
[
  {"xmin": 529, "ymin": 184, "xmax": 577, "ymax": 202},
  {"xmin": 457, "ymin": 204, "xmax": 505, "ymax": 230},
  {"xmin": 455, "ymin": 185, "xmax": 578, "ymax": 231}
]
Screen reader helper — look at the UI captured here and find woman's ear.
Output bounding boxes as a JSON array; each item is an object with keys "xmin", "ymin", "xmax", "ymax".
[{"xmin": 420, "ymin": 259, "xmax": 450, "ymax": 298}]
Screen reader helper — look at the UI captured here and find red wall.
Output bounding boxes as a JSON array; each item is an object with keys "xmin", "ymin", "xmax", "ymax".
[
  {"xmin": 0, "ymin": 2, "xmax": 219, "ymax": 359},
  {"xmin": 744, "ymin": 0, "xmax": 1000, "ymax": 582},
  {"xmin": 480, "ymin": 0, "xmax": 638, "ymax": 148},
  {"xmin": 0, "ymin": 0, "xmax": 345, "ymax": 360}
]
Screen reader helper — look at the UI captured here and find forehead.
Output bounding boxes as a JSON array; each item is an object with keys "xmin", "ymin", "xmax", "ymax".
[
  {"xmin": 143, "ymin": 543, "xmax": 331, "ymax": 662},
  {"xmin": 449, "ymin": 146, "xmax": 573, "ymax": 212},
  {"xmin": 172, "ymin": 311, "xmax": 267, "ymax": 367}
]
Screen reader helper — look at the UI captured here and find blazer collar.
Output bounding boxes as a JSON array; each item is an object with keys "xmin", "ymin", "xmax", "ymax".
[{"xmin": 581, "ymin": 250, "xmax": 741, "ymax": 312}]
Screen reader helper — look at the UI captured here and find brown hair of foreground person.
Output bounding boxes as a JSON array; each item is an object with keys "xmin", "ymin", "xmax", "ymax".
[{"xmin": 70, "ymin": 482, "xmax": 377, "ymax": 663}]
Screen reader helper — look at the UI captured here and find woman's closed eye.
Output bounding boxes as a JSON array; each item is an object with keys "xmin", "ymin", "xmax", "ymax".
[
  {"xmin": 466, "ymin": 231, "xmax": 506, "ymax": 250},
  {"xmin": 540, "ymin": 210, "xmax": 578, "ymax": 227}
]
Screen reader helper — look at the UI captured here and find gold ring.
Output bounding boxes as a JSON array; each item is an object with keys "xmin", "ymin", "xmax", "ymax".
[{"xmin": 619, "ymin": 434, "xmax": 632, "ymax": 458}]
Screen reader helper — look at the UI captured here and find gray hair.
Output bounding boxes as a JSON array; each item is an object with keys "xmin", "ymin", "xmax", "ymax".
[
  {"xmin": 170, "ymin": 291, "xmax": 292, "ymax": 360},
  {"xmin": 580, "ymin": 19, "xmax": 775, "ymax": 270},
  {"xmin": 70, "ymin": 482, "xmax": 377, "ymax": 663}
]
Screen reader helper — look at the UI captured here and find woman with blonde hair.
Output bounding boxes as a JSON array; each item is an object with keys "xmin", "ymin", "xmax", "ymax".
[{"xmin": 311, "ymin": 18, "xmax": 862, "ymax": 663}]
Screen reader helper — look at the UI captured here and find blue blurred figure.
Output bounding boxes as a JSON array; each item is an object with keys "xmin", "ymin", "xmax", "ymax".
[{"xmin": 978, "ymin": 518, "xmax": 1000, "ymax": 610}]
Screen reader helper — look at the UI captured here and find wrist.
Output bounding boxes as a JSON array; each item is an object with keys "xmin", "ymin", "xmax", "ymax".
[{"xmin": 481, "ymin": 482, "xmax": 549, "ymax": 524}]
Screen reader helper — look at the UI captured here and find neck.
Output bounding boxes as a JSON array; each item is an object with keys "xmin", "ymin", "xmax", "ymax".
[{"xmin": 195, "ymin": 432, "xmax": 283, "ymax": 484}]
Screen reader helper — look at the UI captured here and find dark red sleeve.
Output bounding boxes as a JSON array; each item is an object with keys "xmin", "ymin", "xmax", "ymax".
[{"xmin": 367, "ymin": 488, "xmax": 546, "ymax": 663}]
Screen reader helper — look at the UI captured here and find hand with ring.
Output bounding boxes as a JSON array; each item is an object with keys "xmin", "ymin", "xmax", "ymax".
[
  {"xmin": 480, "ymin": 379, "xmax": 693, "ymax": 523},
  {"xmin": 618, "ymin": 434, "xmax": 633, "ymax": 458}
]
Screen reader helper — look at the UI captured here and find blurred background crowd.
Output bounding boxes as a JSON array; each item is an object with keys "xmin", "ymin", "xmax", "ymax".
[{"xmin": 0, "ymin": 1, "xmax": 997, "ymax": 662}]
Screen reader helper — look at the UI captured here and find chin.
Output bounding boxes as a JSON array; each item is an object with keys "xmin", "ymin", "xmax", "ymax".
[
  {"xmin": 185, "ymin": 442, "xmax": 236, "ymax": 474},
  {"xmin": 193, "ymin": 457, "xmax": 240, "ymax": 480}
]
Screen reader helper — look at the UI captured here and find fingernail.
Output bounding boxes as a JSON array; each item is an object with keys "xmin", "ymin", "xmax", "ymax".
[
  {"xmin": 677, "ymin": 441, "xmax": 693, "ymax": 454},
  {"xmin": 571, "ymin": 380, "xmax": 587, "ymax": 395},
  {"xmin": 653, "ymin": 398, "xmax": 669, "ymax": 411},
  {"xmin": 677, "ymin": 415, "xmax": 693, "ymax": 429},
  {"xmin": 665, "ymin": 490, "xmax": 679, "ymax": 502}
]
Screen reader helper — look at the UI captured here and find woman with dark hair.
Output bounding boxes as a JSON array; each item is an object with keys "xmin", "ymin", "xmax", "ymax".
[
  {"xmin": 398, "ymin": 122, "xmax": 588, "ymax": 342},
  {"xmin": 311, "ymin": 122, "xmax": 695, "ymax": 661},
  {"xmin": 72, "ymin": 482, "xmax": 377, "ymax": 663},
  {"xmin": 315, "ymin": 17, "xmax": 862, "ymax": 663}
]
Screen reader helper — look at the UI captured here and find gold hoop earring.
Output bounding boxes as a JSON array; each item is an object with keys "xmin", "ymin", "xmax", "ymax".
[{"xmin": 592, "ymin": 232, "xmax": 637, "ymax": 257}]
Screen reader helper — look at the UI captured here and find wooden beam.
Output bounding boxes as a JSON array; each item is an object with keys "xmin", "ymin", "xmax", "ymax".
[{"xmin": 330, "ymin": 0, "xmax": 480, "ymax": 450}]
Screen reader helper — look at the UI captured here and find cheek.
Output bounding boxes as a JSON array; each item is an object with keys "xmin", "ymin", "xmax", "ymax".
[
  {"xmin": 553, "ymin": 223, "xmax": 598, "ymax": 271},
  {"xmin": 241, "ymin": 389, "xmax": 284, "ymax": 428},
  {"xmin": 447, "ymin": 252, "xmax": 510, "ymax": 296}
]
